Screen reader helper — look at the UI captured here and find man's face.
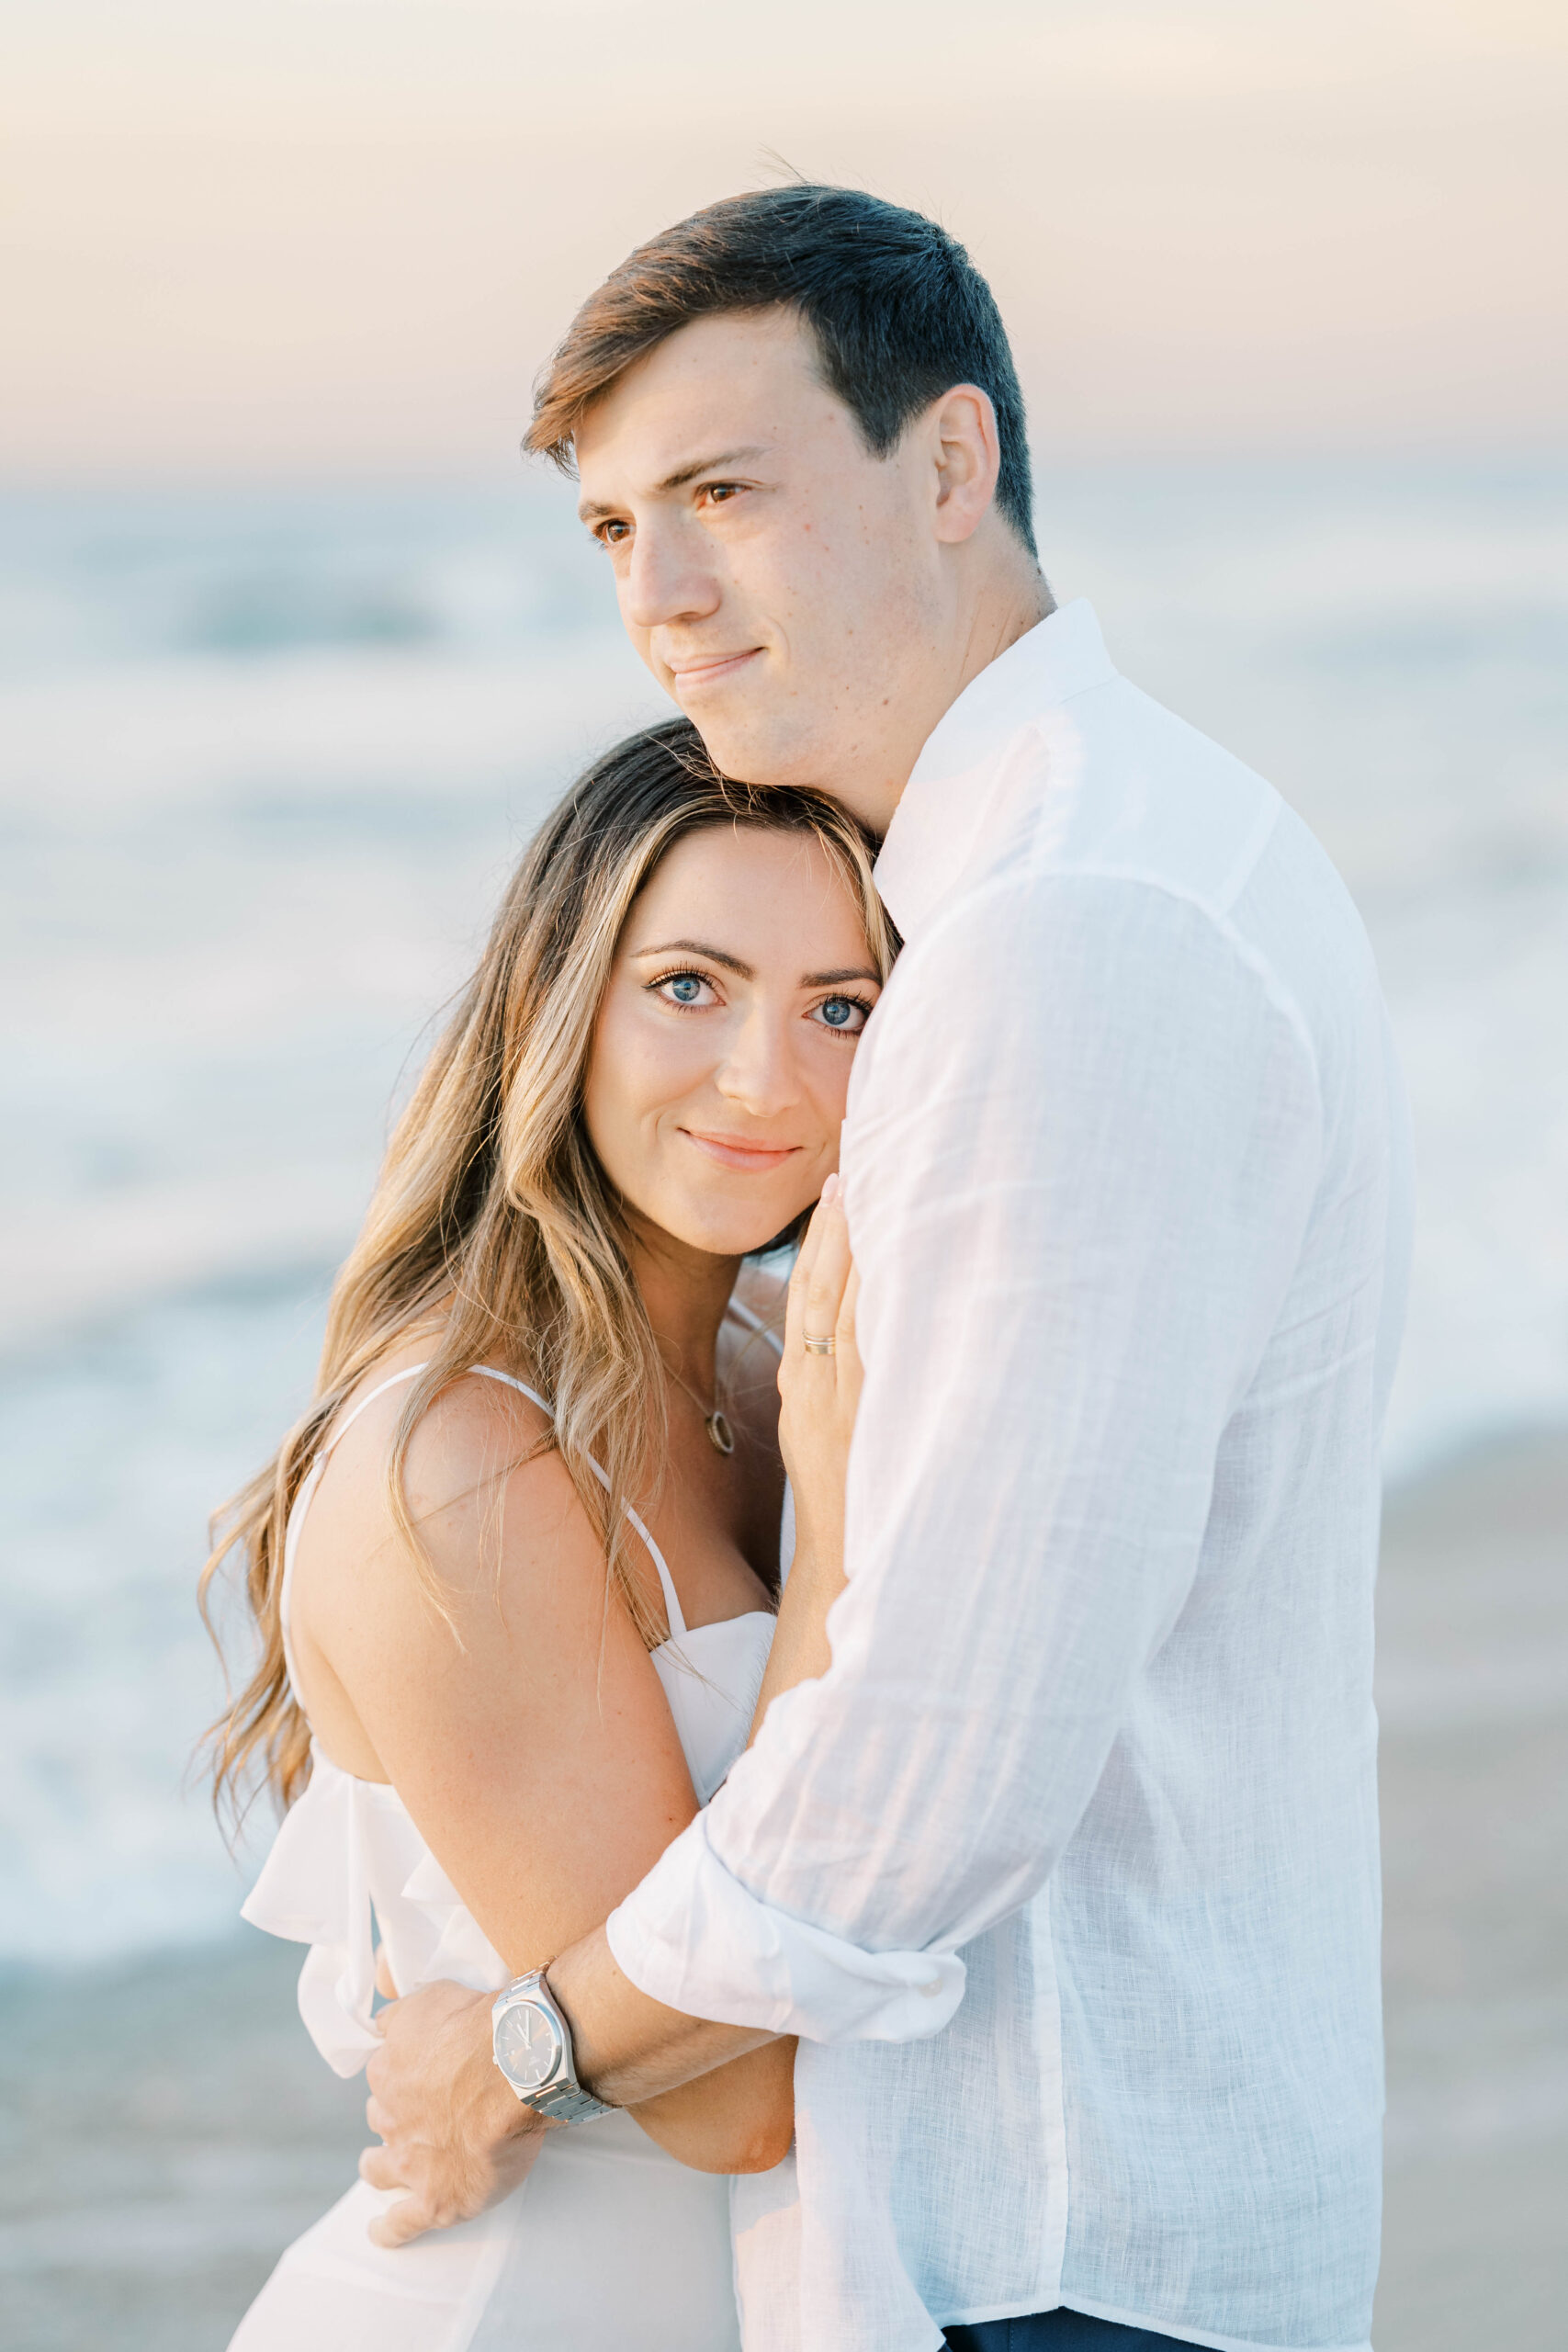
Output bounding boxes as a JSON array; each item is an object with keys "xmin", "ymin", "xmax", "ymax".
[{"xmin": 572, "ymin": 311, "xmax": 950, "ymax": 822}]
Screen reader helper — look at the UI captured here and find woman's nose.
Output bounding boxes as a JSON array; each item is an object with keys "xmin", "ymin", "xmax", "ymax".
[
  {"xmin": 622, "ymin": 518, "xmax": 722, "ymax": 634},
  {"xmin": 715, "ymin": 1009, "xmax": 799, "ymax": 1114}
]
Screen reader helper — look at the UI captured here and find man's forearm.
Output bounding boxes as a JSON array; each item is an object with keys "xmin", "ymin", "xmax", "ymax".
[{"xmin": 547, "ymin": 1922, "xmax": 774, "ymax": 2107}]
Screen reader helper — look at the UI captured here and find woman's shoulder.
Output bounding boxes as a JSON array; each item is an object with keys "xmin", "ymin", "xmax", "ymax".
[
  {"xmin": 331, "ymin": 1342, "xmax": 556, "ymax": 1472},
  {"xmin": 299, "ymin": 1343, "xmax": 579, "ymax": 1606},
  {"xmin": 286, "ymin": 1342, "xmax": 688, "ymax": 1818}
]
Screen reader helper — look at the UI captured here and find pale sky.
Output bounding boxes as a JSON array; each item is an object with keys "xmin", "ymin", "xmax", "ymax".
[{"xmin": 2, "ymin": 0, "xmax": 1563, "ymax": 477}]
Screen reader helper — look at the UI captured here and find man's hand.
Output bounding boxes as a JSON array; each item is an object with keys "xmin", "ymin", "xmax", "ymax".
[{"xmin": 359, "ymin": 1980, "xmax": 551, "ymax": 2247}]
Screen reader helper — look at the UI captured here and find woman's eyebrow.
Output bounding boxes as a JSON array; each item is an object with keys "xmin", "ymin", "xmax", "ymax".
[
  {"xmin": 628, "ymin": 943, "xmax": 881, "ymax": 990},
  {"xmin": 630, "ymin": 937, "xmax": 754, "ymax": 978}
]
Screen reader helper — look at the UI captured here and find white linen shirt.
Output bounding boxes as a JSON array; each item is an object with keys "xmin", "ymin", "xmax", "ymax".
[{"xmin": 608, "ymin": 602, "xmax": 1413, "ymax": 2352}]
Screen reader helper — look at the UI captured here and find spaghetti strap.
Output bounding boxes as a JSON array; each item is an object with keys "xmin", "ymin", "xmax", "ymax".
[
  {"xmin": 465, "ymin": 1363, "xmax": 551, "ymax": 1416},
  {"xmin": 466, "ymin": 1366, "xmax": 688, "ymax": 1642},
  {"xmin": 318, "ymin": 1363, "xmax": 430, "ymax": 1455},
  {"xmin": 280, "ymin": 1362, "xmax": 687, "ymax": 1689},
  {"xmin": 622, "ymin": 1499, "xmax": 685, "ymax": 1641}
]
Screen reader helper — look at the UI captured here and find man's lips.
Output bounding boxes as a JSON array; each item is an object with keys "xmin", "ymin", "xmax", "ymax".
[
  {"xmin": 666, "ymin": 649, "xmax": 762, "ymax": 690},
  {"xmin": 681, "ymin": 1128, "xmax": 801, "ymax": 1174}
]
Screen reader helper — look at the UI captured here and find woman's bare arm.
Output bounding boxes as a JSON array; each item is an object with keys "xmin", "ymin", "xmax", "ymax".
[
  {"xmin": 292, "ymin": 1368, "xmax": 793, "ymax": 2176},
  {"xmin": 354, "ymin": 1200, "xmax": 866, "ymax": 2243}
]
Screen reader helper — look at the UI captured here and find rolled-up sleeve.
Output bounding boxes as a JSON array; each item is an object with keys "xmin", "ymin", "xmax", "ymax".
[{"xmin": 607, "ymin": 871, "xmax": 1324, "ymax": 2042}]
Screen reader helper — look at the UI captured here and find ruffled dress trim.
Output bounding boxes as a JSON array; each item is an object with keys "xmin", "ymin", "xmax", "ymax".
[{"xmin": 242, "ymin": 1748, "xmax": 505, "ymax": 2077}]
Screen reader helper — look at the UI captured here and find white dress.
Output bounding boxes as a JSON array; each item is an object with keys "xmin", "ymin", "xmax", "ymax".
[{"xmin": 230, "ymin": 1334, "xmax": 781, "ymax": 2352}]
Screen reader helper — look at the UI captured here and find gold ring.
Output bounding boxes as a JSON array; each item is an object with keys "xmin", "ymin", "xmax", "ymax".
[{"xmin": 803, "ymin": 1332, "xmax": 836, "ymax": 1356}]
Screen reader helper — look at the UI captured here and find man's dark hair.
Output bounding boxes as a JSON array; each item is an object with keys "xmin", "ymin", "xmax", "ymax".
[{"xmin": 527, "ymin": 185, "xmax": 1036, "ymax": 556}]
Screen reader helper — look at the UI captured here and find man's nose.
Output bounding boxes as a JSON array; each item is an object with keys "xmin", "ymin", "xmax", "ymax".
[{"xmin": 621, "ymin": 517, "xmax": 722, "ymax": 635}]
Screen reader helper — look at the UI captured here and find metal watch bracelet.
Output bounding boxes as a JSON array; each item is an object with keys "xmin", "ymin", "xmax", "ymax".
[
  {"xmin": 523, "ymin": 2076, "xmax": 615, "ymax": 2125},
  {"xmin": 491, "ymin": 1967, "xmax": 615, "ymax": 2124}
]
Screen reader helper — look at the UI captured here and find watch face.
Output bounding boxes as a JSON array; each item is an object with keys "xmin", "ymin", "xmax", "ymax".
[{"xmin": 495, "ymin": 1998, "xmax": 563, "ymax": 2093}]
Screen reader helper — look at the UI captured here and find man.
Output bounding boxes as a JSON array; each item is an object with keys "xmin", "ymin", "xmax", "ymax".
[{"xmin": 362, "ymin": 187, "xmax": 1411, "ymax": 2352}]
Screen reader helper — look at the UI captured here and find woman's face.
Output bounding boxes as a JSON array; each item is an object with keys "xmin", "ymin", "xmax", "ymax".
[{"xmin": 584, "ymin": 824, "xmax": 882, "ymax": 1260}]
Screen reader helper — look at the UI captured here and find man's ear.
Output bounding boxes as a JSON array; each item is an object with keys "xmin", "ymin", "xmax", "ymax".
[{"xmin": 929, "ymin": 384, "xmax": 1001, "ymax": 546}]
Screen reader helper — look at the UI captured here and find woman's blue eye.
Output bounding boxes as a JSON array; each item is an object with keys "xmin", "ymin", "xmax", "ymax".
[
  {"xmin": 818, "ymin": 996, "xmax": 867, "ymax": 1033},
  {"xmin": 668, "ymin": 974, "xmax": 704, "ymax": 1004}
]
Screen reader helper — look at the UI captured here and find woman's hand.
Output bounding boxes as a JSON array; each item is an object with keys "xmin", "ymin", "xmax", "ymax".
[
  {"xmin": 749, "ymin": 1176, "xmax": 862, "ymax": 1730},
  {"xmin": 778, "ymin": 1174, "xmax": 862, "ymax": 1579}
]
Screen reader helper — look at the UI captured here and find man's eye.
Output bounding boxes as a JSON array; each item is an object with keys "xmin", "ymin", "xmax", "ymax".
[
  {"xmin": 596, "ymin": 518, "xmax": 631, "ymax": 548},
  {"xmin": 702, "ymin": 483, "xmax": 742, "ymax": 506}
]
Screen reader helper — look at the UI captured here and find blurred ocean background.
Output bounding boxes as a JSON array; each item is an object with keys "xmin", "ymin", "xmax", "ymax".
[
  {"xmin": 5, "ymin": 456, "xmax": 1565, "ymax": 1960},
  {"xmin": 2, "ymin": 457, "xmax": 1565, "ymax": 2346}
]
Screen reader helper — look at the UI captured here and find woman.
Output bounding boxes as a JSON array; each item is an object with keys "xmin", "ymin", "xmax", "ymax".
[{"xmin": 203, "ymin": 717, "xmax": 890, "ymax": 2351}]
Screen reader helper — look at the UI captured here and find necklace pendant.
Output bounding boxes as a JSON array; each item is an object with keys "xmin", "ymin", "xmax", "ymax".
[{"xmin": 705, "ymin": 1409, "xmax": 736, "ymax": 1457}]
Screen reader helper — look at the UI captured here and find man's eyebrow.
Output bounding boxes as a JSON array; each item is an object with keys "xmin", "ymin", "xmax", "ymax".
[
  {"xmin": 577, "ymin": 447, "xmax": 773, "ymax": 524},
  {"xmin": 654, "ymin": 445, "xmax": 772, "ymax": 494}
]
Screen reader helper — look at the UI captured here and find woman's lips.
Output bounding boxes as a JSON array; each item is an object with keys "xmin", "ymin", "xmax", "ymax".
[{"xmin": 681, "ymin": 1128, "xmax": 801, "ymax": 1174}]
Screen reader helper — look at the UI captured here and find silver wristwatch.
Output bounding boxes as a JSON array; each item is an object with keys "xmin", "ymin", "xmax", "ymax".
[{"xmin": 491, "ymin": 1968, "xmax": 615, "ymax": 2123}]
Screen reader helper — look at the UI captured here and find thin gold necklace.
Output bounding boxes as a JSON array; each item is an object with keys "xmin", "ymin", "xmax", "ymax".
[{"xmin": 664, "ymin": 1360, "xmax": 736, "ymax": 1456}]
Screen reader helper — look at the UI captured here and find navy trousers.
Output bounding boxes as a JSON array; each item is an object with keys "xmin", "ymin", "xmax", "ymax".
[{"xmin": 945, "ymin": 2314, "xmax": 1190, "ymax": 2350}]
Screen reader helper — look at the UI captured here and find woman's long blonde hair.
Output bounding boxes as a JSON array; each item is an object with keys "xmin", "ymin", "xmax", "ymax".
[{"xmin": 200, "ymin": 718, "xmax": 897, "ymax": 1823}]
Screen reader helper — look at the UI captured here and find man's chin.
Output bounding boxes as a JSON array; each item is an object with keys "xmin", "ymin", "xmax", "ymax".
[{"xmin": 677, "ymin": 702, "xmax": 820, "ymax": 793}]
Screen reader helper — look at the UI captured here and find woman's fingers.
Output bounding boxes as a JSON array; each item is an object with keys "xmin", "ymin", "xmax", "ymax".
[
  {"xmin": 784, "ymin": 1173, "xmax": 839, "ymax": 1363},
  {"xmin": 804, "ymin": 1195, "xmax": 852, "ymax": 1347},
  {"xmin": 773, "ymin": 1178, "xmax": 858, "ymax": 1623}
]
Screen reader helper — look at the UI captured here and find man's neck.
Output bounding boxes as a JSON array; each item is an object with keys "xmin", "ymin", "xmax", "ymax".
[
  {"xmin": 855, "ymin": 566, "xmax": 1053, "ymax": 836},
  {"xmin": 953, "ymin": 576, "xmax": 1055, "ymax": 725}
]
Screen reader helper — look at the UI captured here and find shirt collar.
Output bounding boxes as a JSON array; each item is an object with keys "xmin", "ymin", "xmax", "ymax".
[{"xmin": 874, "ymin": 599, "xmax": 1117, "ymax": 937}]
